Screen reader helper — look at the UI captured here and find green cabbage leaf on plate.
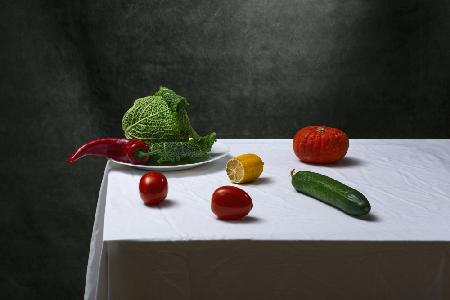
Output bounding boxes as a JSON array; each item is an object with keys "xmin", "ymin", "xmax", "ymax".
[{"xmin": 122, "ymin": 86, "xmax": 216, "ymax": 164}]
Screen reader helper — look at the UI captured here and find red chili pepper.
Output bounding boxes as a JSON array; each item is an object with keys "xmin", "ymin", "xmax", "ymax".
[{"xmin": 67, "ymin": 138, "xmax": 150, "ymax": 165}]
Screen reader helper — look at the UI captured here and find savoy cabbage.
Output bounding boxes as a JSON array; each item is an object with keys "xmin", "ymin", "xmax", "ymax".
[{"xmin": 122, "ymin": 87, "xmax": 216, "ymax": 163}]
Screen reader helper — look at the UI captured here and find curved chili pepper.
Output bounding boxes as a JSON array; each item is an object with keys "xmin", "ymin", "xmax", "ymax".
[{"xmin": 67, "ymin": 138, "xmax": 150, "ymax": 165}]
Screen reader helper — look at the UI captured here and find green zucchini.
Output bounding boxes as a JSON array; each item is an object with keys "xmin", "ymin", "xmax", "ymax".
[{"xmin": 291, "ymin": 170, "xmax": 371, "ymax": 216}]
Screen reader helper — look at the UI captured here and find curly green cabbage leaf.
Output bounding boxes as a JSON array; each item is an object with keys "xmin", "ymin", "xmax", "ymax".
[
  {"xmin": 149, "ymin": 132, "xmax": 217, "ymax": 163},
  {"xmin": 122, "ymin": 87, "xmax": 198, "ymax": 143},
  {"xmin": 122, "ymin": 87, "xmax": 216, "ymax": 163}
]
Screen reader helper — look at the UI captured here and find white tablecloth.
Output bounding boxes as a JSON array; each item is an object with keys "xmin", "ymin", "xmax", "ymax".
[{"xmin": 85, "ymin": 139, "xmax": 450, "ymax": 300}]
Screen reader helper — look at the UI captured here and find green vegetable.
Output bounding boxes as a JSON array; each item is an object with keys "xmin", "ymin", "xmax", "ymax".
[
  {"xmin": 122, "ymin": 87, "xmax": 216, "ymax": 163},
  {"xmin": 149, "ymin": 132, "xmax": 216, "ymax": 163},
  {"xmin": 291, "ymin": 170, "xmax": 371, "ymax": 216}
]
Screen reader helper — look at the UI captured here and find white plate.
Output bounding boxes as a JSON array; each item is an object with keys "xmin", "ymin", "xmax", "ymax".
[{"xmin": 110, "ymin": 141, "xmax": 229, "ymax": 171}]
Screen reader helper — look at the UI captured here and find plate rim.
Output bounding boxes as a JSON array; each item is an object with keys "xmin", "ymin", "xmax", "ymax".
[{"xmin": 110, "ymin": 141, "xmax": 229, "ymax": 170}]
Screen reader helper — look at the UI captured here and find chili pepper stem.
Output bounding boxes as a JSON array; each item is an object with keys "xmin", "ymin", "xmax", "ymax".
[{"xmin": 134, "ymin": 149, "xmax": 156, "ymax": 160}]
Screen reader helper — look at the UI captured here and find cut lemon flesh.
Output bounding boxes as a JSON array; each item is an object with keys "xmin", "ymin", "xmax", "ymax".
[{"xmin": 226, "ymin": 154, "xmax": 264, "ymax": 184}]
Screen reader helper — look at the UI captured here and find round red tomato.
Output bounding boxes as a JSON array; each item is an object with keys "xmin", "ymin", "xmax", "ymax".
[
  {"xmin": 211, "ymin": 186, "xmax": 253, "ymax": 220},
  {"xmin": 139, "ymin": 171, "xmax": 168, "ymax": 206},
  {"xmin": 293, "ymin": 125, "xmax": 349, "ymax": 164}
]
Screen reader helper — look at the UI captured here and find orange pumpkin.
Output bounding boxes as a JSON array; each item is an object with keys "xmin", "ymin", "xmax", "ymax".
[{"xmin": 293, "ymin": 126, "xmax": 349, "ymax": 164}]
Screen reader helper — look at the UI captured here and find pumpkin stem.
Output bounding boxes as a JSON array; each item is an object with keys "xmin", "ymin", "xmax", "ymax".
[{"xmin": 316, "ymin": 127, "xmax": 325, "ymax": 133}]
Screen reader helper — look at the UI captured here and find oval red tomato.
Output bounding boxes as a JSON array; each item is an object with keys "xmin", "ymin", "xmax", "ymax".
[
  {"xmin": 211, "ymin": 186, "xmax": 253, "ymax": 220},
  {"xmin": 139, "ymin": 171, "xmax": 168, "ymax": 206}
]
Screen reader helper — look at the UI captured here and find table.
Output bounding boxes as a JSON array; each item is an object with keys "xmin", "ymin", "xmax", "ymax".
[{"xmin": 85, "ymin": 139, "xmax": 450, "ymax": 300}]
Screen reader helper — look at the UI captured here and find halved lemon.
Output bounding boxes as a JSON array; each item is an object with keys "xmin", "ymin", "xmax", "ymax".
[{"xmin": 226, "ymin": 154, "xmax": 264, "ymax": 184}]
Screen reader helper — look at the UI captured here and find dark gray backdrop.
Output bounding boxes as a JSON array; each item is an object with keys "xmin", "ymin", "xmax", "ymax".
[{"xmin": 1, "ymin": 0, "xmax": 449, "ymax": 299}]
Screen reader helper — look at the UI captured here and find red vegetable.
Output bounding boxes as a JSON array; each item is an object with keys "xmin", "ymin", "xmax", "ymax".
[
  {"xmin": 139, "ymin": 171, "xmax": 168, "ymax": 206},
  {"xmin": 67, "ymin": 138, "xmax": 149, "ymax": 165},
  {"xmin": 293, "ymin": 126, "xmax": 349, "ymax": 164},
  {"xmin": 211, "ymin": 186, "xmax": 253, "ymax": 220}
]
